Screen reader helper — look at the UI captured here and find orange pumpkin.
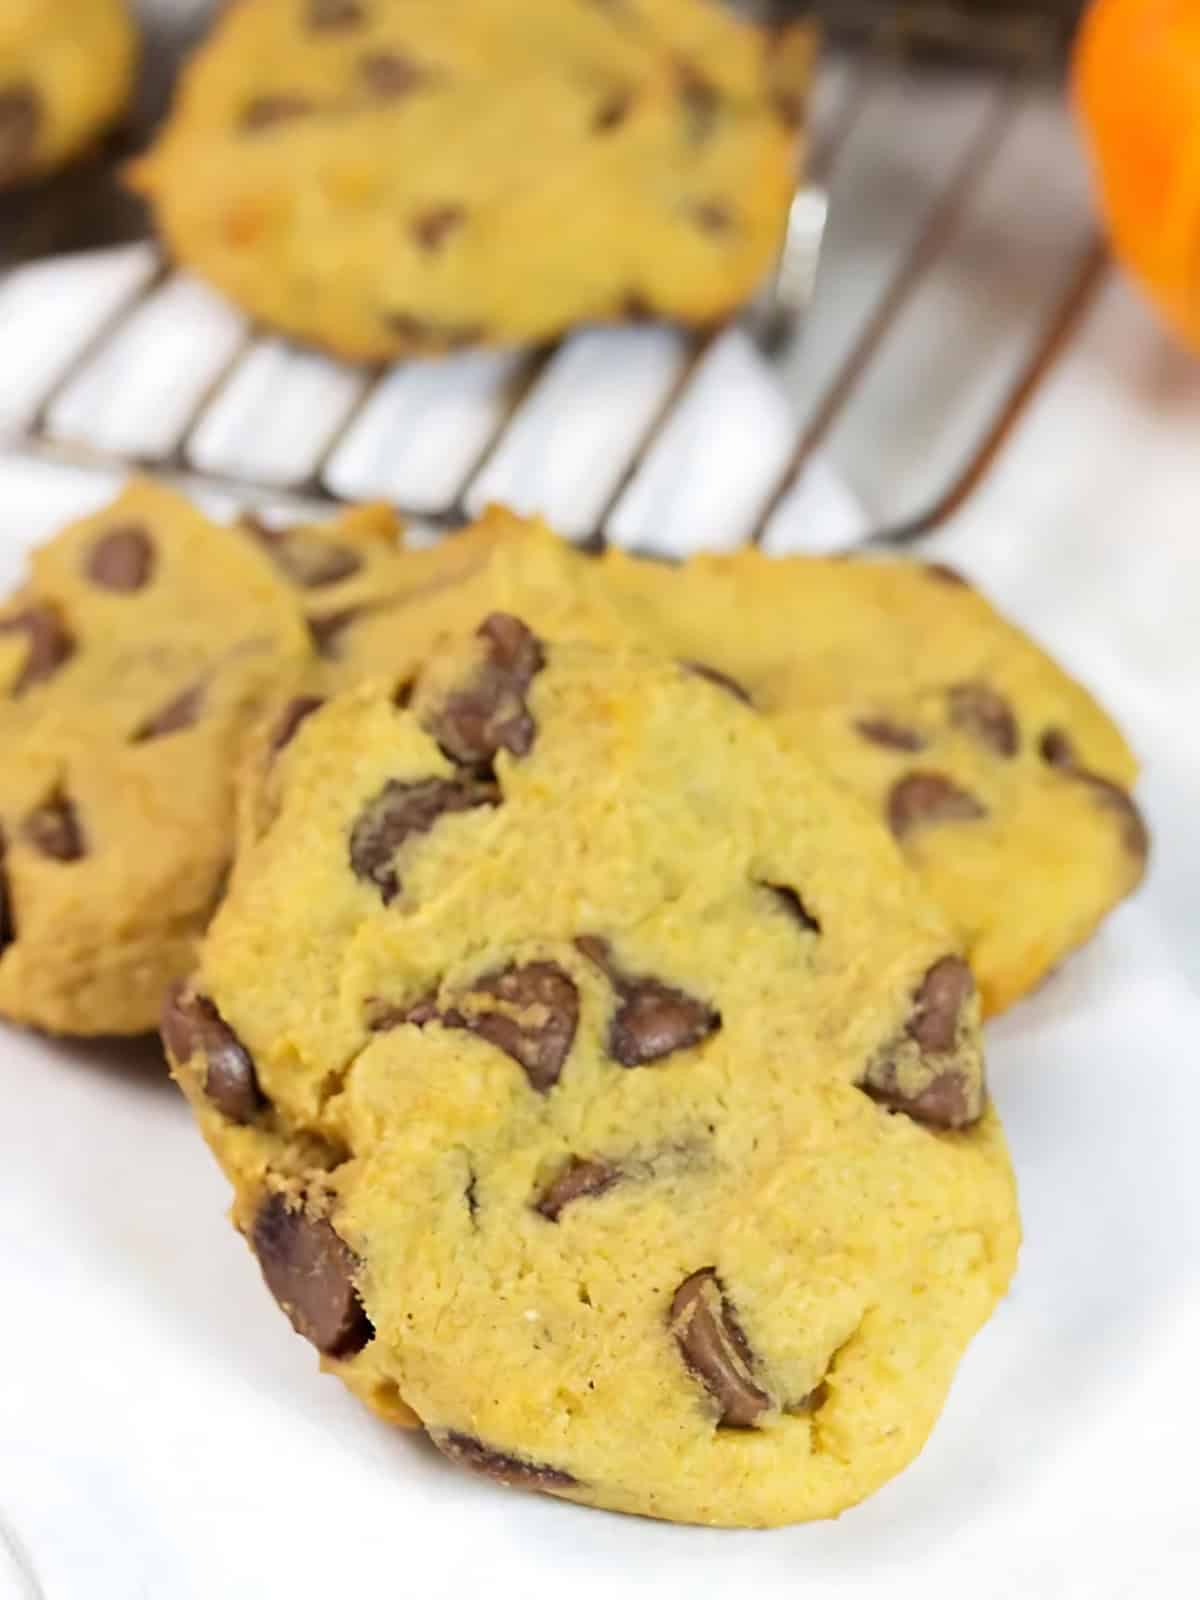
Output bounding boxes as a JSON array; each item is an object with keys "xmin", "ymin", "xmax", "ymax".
[{"xmin": 1073, "ymin": 0, "xmax": 1200, "ymax": 349}]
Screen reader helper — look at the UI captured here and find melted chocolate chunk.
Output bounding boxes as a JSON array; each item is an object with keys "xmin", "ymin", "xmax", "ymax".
[
  {"xmin": 360, "ymin": 51, "xmax": 432, "ymax": 100},
  {"xmin": 577, "ymin": 936, "xmax": 720, "ymax": 1067},
  {"xmin": 160, "ymin": 985, "xmax": 265, "ymax": 1125},
  {"xmin": 907, "ymin": 955, "xmax": 973, "ymax": 1054},
  {"xmin": 0, "ymin": 85, "xmax": 41, "ymax": 186},
  {"xmin": 1038, "ymin": 730, "xmax": 1148, "ymax": 862},
  {"xmin": 534, "ymin": 1156, "xmax": 620, "ymax": 1221},
  {"xmin": 764, "ymin": 883, "xmax": 820, "ymax": 934},
  {"xmin": 593, "ymin": 86, "xmax": 635, "ymax": 132},
  {"xmin": 252, "ymin": 1193, "xmax": 373, "ymax": 1357},
  {"xmin": 241, "ymin": 95, "xmax": 316, "ymax": 131},
  {"xmin": 242, "ymin": 516, "xmax": 363, "ymax": 589},
  {"xmin": 676, "ymin": 61, "xmax": 720, "ymax": 144},
  {"xmin": 307, "ymin": 606, "xmax": 365, "ymax": 659},
  {"xmin": 412, "ymin": 205, "xmax": 465, "ymax": 252},
  {"xmin": 854, "ymin": 716, "xmax": 927, "ymax": 753},
  {"xmin": 887, "ymin": 772, "xmax": 986, "ymax": 840},
  {"xmin": 22, "ymin": 789, "xmax": 85, "ymax": 863},
  {"xmin": 433, "ymin": 1432, "xmax": 578, "ymax": 1492},
  {"xmin": 1082, "ymin": 774, "xmax": 1151, "ymax": 863},
  {"xmin": 860, "ymin": 957, "xmax": 982, "ymax": 1130},
  {"xmin": 85, "ymin": 525, "xmax": 156, "ymax": 592},
  {"xmin": 948, "ymin": 682, "xmax": 1019, "ymax": 758},
  {"xmin": 307, "ymin": 0, "xmax": 365, "ymax": 27},
  {"xmin": 133, "ymin": 681, "xmax": 205, "ymax": 742},
  {"xmin": 272, "ymin": 695, "xmax": 325, "ymax": 754},
  {"xmin": 423, "ymin": 614, "xmax": 545, "ymax": 768},
  {"xmin": 670, "ymin": 1269, "xmax": 769, "ymax": 1428},
  {"xmin": 1039, "ymin": 726, "xmax": 1077, "ymax": 769},
  {"xmin": 448, "ymin": 962, "xmax": 579, "ymax": 1093},
  {"xmin": 691, "ymin": 201, "xmax": 733, "ymax": 235},
  {"xmin": 349, "ymin": 776, "xmax": 498, "ymax": 904},
  {"xmin": 682, "ymin": 660, "xmax": 752, "ymax": 705},
  {"xmin": 0, "ymin": 604, "xmax": 75, "ymax": 696}
]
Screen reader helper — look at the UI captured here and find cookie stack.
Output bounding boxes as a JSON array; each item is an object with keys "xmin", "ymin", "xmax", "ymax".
[{"xmin": 0, "ymin": 481, "xmax": 1147, "ymax": 1526}]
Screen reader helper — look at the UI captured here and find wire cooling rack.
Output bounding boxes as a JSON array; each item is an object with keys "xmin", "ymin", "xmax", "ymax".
[{"xmin": 0, "ymin": 9, "xmax": 1105, "ymax": 557}]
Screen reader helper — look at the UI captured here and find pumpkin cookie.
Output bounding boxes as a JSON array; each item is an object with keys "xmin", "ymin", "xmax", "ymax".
[
  {"xmin": 0, "ymin": 480, "xmax": 402, "ymax": 1035},
  {"xmin": 164, "ymin": 622, "xmax": 1018, "ymax": 1526},
  {"xmin": 129, "ymin": 0, "xmax": 808, "ymax": 358}
]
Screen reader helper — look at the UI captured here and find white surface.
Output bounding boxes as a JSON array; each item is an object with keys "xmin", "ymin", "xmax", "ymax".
[{"xmin": 0, "ymin": 269, "xmax": 1199, "ymax": 1598}]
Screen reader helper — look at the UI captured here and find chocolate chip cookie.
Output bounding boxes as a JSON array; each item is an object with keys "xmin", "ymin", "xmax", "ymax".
[
  {"xmin": 297, "ymin": 508, "xmax": 1147, "ymax": 1016},
  {"xmin": 128, "ymin": 0, "xmax": 809, "ymax": 359},
  {"xmin": 165, "ymin": 622, "xmax": 1019, "ymax": 1526},
  {"xmin": 0, "ymin": 480, "xmax": 403, "ymax": 1035},
  {"xmin": 1, "ymin": 0, "xmax": 137, "ymax": 189}
]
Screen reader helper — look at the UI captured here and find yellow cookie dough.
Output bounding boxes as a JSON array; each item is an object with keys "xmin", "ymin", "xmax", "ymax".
[
  {"xmin": 129, "ymin": 0, "xmax": 808, "ymax": 359},
  {"xmin": 165, "ymin": 624, "xmax": 1018, "ymax": 1527},
  {"xmin": 0, "ymin": 480, "xmax": 403, "ymax": 1035},
  {"xmin": 0, "ymin": 0, "xmax": 137, "ymax": 188}
]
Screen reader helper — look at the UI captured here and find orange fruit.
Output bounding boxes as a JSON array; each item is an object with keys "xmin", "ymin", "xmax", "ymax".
[{"xmin": 1073, "ymin": 0, "xmax": 1200, "ymax": 349}]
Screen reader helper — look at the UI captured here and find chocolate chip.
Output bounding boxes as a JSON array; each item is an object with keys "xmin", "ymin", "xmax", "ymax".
[
  {"xmin": 860, "ymin": 957, "xmax": 982, "ymax": 1130},
  {"xmin": 242, "ymin": 517, "xmax": 363, "ymax": 589},
  {"xmin": 363, "ymin": 992, "xmax": 436, "ymax": 1031},
  {"xmin": 160, "ymin": 984, "xmax": 265, "ymax": 1124},
  {"xmin": 854, "ymin": 716, "xmax": 928, "ymax": 752},
  {"xmin": 307, "ymin": 0, "xmax": 365, "ymax": 26},
  {"xmin": 764, "ymin": 883, "xmax": 820, "ymax": 934},
  {"xmin": 682, "ymin": 660, "xmax": 752, "ymax": 705},
  {"xmin": 925, "ymin": 561, "xmax": 970, "ymax": 587},
  {"xmin": 360, "ymin": 51, "xmax": 431, "ymax": 99},
  {"xmin": 577, "ymin": 936, "xmax": 720, "ymax": 1067},
  {"xmin": 349, "ymin": 776, "xmax": 498, "ymax": 904},
  {"xmin": 1037, "ymin": 731, "xmax": 1149, "ymax": 863},
  {"xmin": 887, "ymin": 772, "xmax": 986, "ymax": 840},
  {"xmin": 1039, "ymin": 727, "xmax": 1077, "ymax": 769},
  {"xmin": 534, "ymin": 1156, "xmax": 620, "ymax": 1221},
  {"xmin": 676, "ymin": 61, "xmax": 720, "ymax": 144},
  {"xmin": 0, "ymin": 831, "xmax": 13, "ymax": 956},
  {"xmin": 593, "ymin": 87, "xmax": 635, "ymax": 132},
  {"xmin": 241, "ymin": 95, "xmax": 316, "ymax": 131},
  {"xmin": 670, "ymin": 1269, "xmax": 769, "ymax": 1428},
  {"xmin": 412, "ymin": 205, "xmax": 465, "ymax": 252},
  {"xmin": 21, "ymin": 789, "xmax": 85, "ymax": 862},
  {"xmin": 422, "ymin": 614, "xmax": 545, "ymax": 768},
  {"xmin": 307, "ymin": 606, "xmax": 364, "ymax": 659},
  {"xmin": 863, "ymin": 1065, "xmax": 975, "ymax": 1130},
  {"xmin": 0, "ymin": 85, "xmax": 41, "ymax": 186},
  {"xmin": 0, "ymin": 604, "xmax": 75, "ymax": 696},
  {"xmin": 449, "ymin": 962, "xmax": 579, "ymax": 1093},
  {"xmin": 691, "ymin": 201, "xmax": 733, "ymax": 235},
  {"xmin": 949, "ymin": 682, "xmax": 1019, "ymax": 758},
  {"xmin": 384, "ymin": 313, "xmax": 484, "ymax": 350},
  {"xmin": 907, "ymin": 955, "xmax": 973, "ymax": 1054},
  {"xmin": 621, "ymin": 290, "xmax": 655, "ymax": 321},
  {"xmin": 1082, "ymin": 774, "xmax": 1150, "ymax": 863},
  {"xmin": 85, "ymin": 525, "xmax": 156, "ymax": 592},
  {"xmin": 252, "ymin": 1193, "xmax": 373, "ymax": 1357},
  {"xmin": 432, "ymin": 1432, "xmax": 578, "ymax": 1493},
  {"xmin": 272, "ymin": 695, "xmax": 325, "ymax": 754},
  {"xmin": 133, "ymin": 681, "xmax": 205, "ymax": 742}
]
